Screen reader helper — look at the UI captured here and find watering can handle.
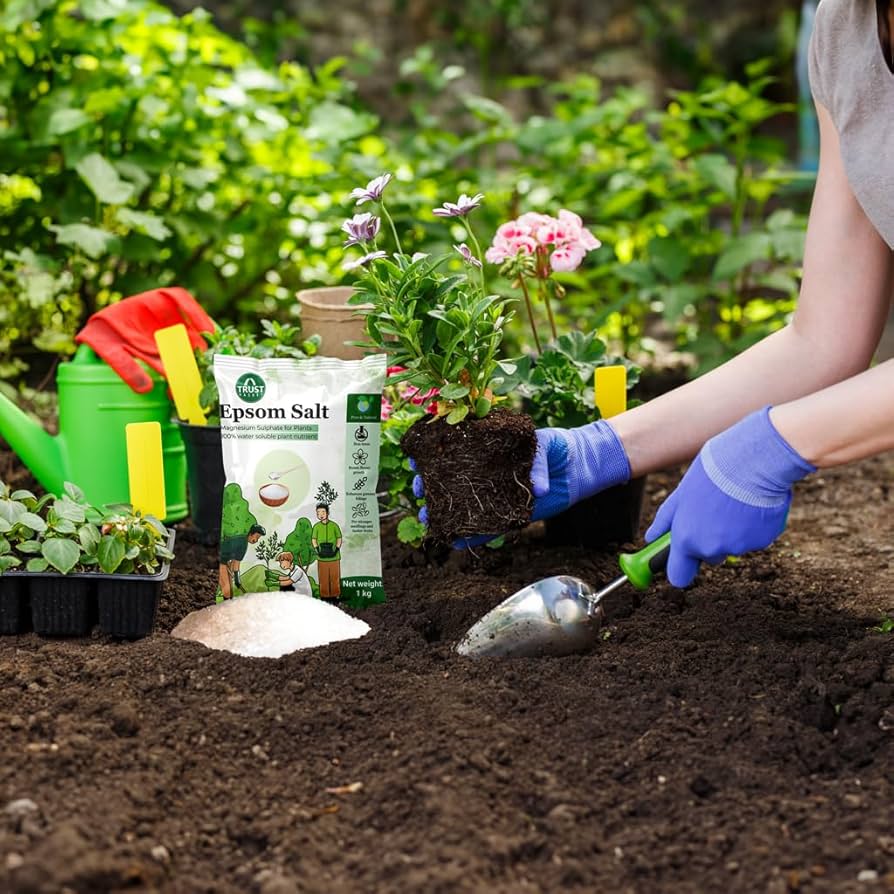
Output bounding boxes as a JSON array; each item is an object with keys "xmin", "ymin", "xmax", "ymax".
[{"xmin": 618, "ymin": 532, "xmax": 671, "ymax": 591}]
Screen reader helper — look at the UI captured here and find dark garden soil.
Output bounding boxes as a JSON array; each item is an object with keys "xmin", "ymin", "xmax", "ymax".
[
  {"xmin": 401, "ymin": 409, "xmax": 537, "ymax": 543},
  {"xmin": 0, "ymin": 451, "xmax": 893, "ymax": 894}
]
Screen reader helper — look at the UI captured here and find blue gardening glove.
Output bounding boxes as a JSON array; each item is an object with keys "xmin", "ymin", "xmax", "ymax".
[
  {"xmin": 413, "ymin": 420, "xmax": 632, "ymax": 546},
  {"xmin": 645, "ymin": 406, "xmax": 816, "ymax": 588}
]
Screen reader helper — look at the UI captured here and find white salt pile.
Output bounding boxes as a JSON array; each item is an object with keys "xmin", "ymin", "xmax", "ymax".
[{"xmin": 171, "ymin": 592, "xmax": 370, "ymax": 658}]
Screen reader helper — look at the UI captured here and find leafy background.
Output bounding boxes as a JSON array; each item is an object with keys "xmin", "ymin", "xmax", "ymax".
[{"xmin": 0, "ymin": 0, "xmax": 812, "ymax": 393}]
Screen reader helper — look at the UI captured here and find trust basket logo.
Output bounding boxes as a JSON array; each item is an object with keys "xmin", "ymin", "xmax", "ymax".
[{"xmin": 235, "ymin": 373, "xmax": 266, "ymax": 403}]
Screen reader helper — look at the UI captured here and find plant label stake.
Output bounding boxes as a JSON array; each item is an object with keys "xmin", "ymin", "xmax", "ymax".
[
  {"xmin": 456, "ymin": 533, "xmax": 671, "ymax": 658},
  {"xmin": 594, "ymin": 365, "xmax": 627, "ymax": 419},
  {"xmin": 126, "ymin": 422, "xmax": 166, "ymax": 518},
  {"xmin": 155, "ymin": 323, "xmax": 206, "ymax": 425}
]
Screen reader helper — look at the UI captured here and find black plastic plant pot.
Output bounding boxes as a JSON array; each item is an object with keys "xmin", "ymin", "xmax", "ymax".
[
  {"xmin": 543, "ymin": 476, "xmax": 648, "ymax": 549},
  {"xmin": 96, "ymin": 531, "xmax": 176, "ymax": 639},
  {"xmin": 0, "ymin": 576, "xmax": 29, "ymax": 635},
  {"xmin": 30, "ymin": 577, "xmax": 94, "ymax": 637},
  {"xmin": 178, "ymin": 422, "xmax": 225, "ymax": 544}
]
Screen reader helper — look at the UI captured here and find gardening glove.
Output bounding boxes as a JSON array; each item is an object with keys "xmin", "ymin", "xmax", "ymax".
[
  {"xmin": 413, "ymin": 420, "xmax": 632, "ymax": 546},
  {"xmin": 645, "ymin": 406, "xmax": 815, "ymax": 588},
  {"xmin": 76, "ymin": 287, "xmax": 216, "ymax": 393}
]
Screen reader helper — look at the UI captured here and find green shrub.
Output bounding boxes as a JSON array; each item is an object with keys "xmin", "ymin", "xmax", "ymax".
[{"xmin": 0, "ymin": 0, "xmax": 377, "ymax": 378}]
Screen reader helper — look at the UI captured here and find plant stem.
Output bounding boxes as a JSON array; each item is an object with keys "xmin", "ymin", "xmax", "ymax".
[
  {"xmin": 518, "ymin": 275, "xmax": 542, "ymax": 355},
  {"xmin": 379, "ymin": 201, "xmax": 403, "ymax": 255},
  {"xmin": 540, "ymin": 278, "xmax": 559, "ymax": 342},
  {"xmin": 466, "ymin": 225, "xmax": 488, "ymax": 297}
]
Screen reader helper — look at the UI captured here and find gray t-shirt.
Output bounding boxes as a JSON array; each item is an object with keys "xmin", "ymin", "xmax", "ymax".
[{"xmin": 809, "ymin": 0, "xmax": 894, "ymax": 247}]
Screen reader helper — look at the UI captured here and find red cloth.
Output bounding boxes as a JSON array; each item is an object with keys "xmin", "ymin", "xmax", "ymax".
[{"xmin": 76, "ymin": 287, "xmax": 215, "ymax": 393}]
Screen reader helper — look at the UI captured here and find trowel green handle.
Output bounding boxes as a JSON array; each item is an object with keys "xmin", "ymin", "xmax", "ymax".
[{"xmin": 618, "ymin": 532, "xmax": 671, "ymax": 591}]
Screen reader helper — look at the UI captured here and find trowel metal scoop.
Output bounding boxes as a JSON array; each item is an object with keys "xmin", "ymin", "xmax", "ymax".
[{"xmin": 457, "ymin": 532, "xmax": 671, "ymax": 658}]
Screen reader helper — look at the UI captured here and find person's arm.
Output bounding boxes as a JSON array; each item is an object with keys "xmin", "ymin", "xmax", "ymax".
[
  {"xmin": 771, "ymin": 358, "xmax": 894, "ymax": 467},
  {"xmin": 611, "ymin": 101, "xmax": 893, "ymax": 476}
]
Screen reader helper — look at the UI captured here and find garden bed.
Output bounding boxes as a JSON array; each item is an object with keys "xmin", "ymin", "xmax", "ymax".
[{"xmin": 0, "ymin": 451, "xmax": 892, "ymax": 893}]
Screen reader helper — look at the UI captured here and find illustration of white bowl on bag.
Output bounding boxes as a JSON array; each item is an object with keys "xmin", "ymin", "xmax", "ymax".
[{"xmin": 259, "ymin": 483, "xmax": 289, "ymax": 507}]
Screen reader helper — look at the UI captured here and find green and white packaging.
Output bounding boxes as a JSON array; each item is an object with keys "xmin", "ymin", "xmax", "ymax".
[{"xmin": 214, "ymin": 354, "xmax": 387, "ymax": 608}]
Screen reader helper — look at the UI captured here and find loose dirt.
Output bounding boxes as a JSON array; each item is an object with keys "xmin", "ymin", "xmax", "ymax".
[{"xmin": 0, "ymin": 453, "xmax": 892, "ymax": 893}]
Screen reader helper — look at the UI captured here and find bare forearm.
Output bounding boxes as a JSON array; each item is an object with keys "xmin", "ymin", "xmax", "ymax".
[
  {"xmin": 770, "ymin": 359, "xmax": 894, "ymax": 467},
  {"xmin": 611, "ymin": 323, "xmax": 873, "ymax": 476}
]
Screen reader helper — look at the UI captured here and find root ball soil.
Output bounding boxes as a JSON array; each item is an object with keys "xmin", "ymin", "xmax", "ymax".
[
  {"xmin": 400, "ymin": 409, "xmax": 537, "ymax": 543},
  {"xmin": 0, "ymin": 452, "xmax": 892, "ymax": 893}
]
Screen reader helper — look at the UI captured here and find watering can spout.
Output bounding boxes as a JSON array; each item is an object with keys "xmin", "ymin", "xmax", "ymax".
[{"xmin": 0, "ymin": 391, "xmax": 65, "ymax": 493}]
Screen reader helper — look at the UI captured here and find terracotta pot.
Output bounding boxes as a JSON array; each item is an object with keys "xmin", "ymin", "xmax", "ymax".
[{"xmin": 296, "ymin": 287, "xmax": 371, "ymax": 360}]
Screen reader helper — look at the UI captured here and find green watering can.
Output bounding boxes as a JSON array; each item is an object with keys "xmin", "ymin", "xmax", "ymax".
[{"xmin": 0, "ymin": 345, "xmax": 187, "ymax": 522}]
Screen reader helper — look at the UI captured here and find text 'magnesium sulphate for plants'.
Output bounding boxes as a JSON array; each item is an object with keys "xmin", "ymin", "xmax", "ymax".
[{"xmin": 214, "ymin": 354, "xmax": 387, "ymax": 608}]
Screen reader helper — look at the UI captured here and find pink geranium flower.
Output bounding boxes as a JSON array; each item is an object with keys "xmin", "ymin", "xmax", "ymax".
[{"xmin": 485, "ymin": 209, "xmax": 601, "ymax": 274}]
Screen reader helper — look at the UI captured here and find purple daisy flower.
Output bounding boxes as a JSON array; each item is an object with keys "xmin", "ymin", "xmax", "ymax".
[
  {"xmin": 342, "ymin": 212, "xmax": 381, "ymax": 247},
  {"xmin": 350, "ymin": 173, "xmax": 392, "ymax": 205},
  {"xmin": 343, "ymin": 250, "xmax": 387, "ymax": 271},
  {"xmin": 454, "ymin": 243, "xmax": 482, "ymax": 268},
  {"xmin": 432, "ymin": 192, "xmax": 485, "ymax": 218}
]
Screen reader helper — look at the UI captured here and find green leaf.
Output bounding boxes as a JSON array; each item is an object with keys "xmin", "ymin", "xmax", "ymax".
[
  {"xmin": 0, "ymin": 519, "xmax": 11, "ymax": 534},
  {"xmin": 63, "ymin": 482, "xmax": 85, "ymax": 502},
  {"xmin": 46, "ymin": 108, "xmax": 91, "ymax": 136},
  {"xmin": 304, "ymin": 102, "xmax": 377, "ymax": 143},
  {"xmin": 19, "ymin": 512, "xmax": 46, "ymax": 532},
  {"xmin": 97, "ymin": 535, "xmax": 125, "ymax": 573},
  {"xmin": 115, "ymin": 208, "xmax": 172, "ymax": 241},
  {"xmin": 693, "ymin": 154, "xmax": 738, "ymax": 199},
  {"xmin": 446, "ymin": 405, "xmax": 469, "ymax": 425},
  {"xmin": 713, "ymin": 233, "xmax": 772, "ymax": 281},
  {"xmin": 648, "ymin": 237, "xmax": 691, "ymax": 282},
  {"xmin": 17, "ymin": 540, "xmax": 42, "ymax": 554},
  {"xmin": 9, "ymin": 489, "xmax": 35, "ymax": 503},
  {"xmin": 0, "ymin": 556, "xmax": 22, "ymax": 573},
  {"xmin": 50, "ymin": 223, "xmax": 119, "ymax": 259},
  {"xmin": 397, "ymin": 515, "xmax": 427, "ymax": 545},
  {"xmin": 25, "ymin": 557, "xmax": 48, "ymax": 573},
  {"xmin": 78, "ymin": 524, "xmax": 101, "ymax": 553},
  {"xmin": 438, "ymin": 383, "xmax": 470, "ymax": 400},
  {"xmin": 55, "ymin": 497, "xmax": 86, "ymax": 523},
  {"xmin": 41, "ymin": 537, "xmax": 81, "ymax": 574},
  {"xmin": 75, "ymin": 153, "xmax": 135, "ymax": 205},
  {"xmin": 474, "ymin": 397, "xmax": 492, "ymax": 417}
]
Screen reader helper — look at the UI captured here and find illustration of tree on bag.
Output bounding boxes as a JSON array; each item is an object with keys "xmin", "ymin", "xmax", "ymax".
[
  {"xmin": 217, "ymin": 483, "xmax": 265, "ymax": 600},
  {"xmin": 311, "ymin": 481, "xmax": 342, "ymax": 601}
]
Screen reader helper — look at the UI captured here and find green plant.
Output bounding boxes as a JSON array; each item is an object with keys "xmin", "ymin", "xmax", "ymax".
[
  {"xmin": 283, "ymin": 517, "xmax": 315, "ymax": 571},
  {"xmin": 872, "ymin": 617, "xmax": 894, "ymax": 634},
  {"xmin": 220, "ymin": 483, "xmax": 258, "ymax": 538},
  {"xmin": 195, "ymin": 321, "xmax": 320, "ymax": 424},
  {"xmin": 345, "ymin": 177, "xmax": 515, "ymax": 424},
  {"xmin": 314, "ymin": 481, "xmax": 339, "ymax": 506},
  {"xmin": 0, "ymin": 0, "xmax": 373, "ymax": 382},
  {"xmin": 0, "ymin": 481, "xmax": 171, "ymax": 574},
  {"xmin": 495, "ymin": 331, "xmax": 640, "ymax": 428},
  {"xmin": 254, "ymin": 531, "xmax": 284, "ymax": 568}
]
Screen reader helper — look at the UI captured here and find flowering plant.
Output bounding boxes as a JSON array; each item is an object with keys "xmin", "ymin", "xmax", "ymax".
[
  {"xmin": 343, "ymin": 175, "xmax": 514, "ymax": 425},
  {"xmin": 486, "ymin": 210, "xmax": 601, "ymax": 353}
]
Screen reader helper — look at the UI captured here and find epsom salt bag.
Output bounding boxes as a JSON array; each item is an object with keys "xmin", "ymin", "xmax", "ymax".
[{"xmin": 213, "ymin": 354, "xmax": 387, "ymax": 608}]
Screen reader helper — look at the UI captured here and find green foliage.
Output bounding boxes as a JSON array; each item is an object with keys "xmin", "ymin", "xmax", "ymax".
[
  {"xmin": 254, "ymin": 530, "xmax": 284, "ymax": 568},
  {"xmin": 495, "ymin": 331, "xmax": 640, "ymax": 428},
  {"xmin": 283, "ymin": 516, "xmax": 315, "ymax": 570},
  {"xmin": 379, "ymin": 401, "xmax": 427, "ymax": 514},
  {"xmin": 0, "ymin": 480, "xmax": 171, "ymax": 574},
  {"xmin": 3, "ymin": 0, "xmax": 809, "ymax": 387},
  {"xmin": 397, "ymin": 515, "xmax": 427, "ymax": 547},
  {"xmin": 0, "ymin": 0, "xmax": 371, "ymax": 381},
  {"xmin": 196, "ymin": 321, "xmax": 320, "ymax": 424},
  {"xmin": 220, "ymin": 483, "xmax": 258, "ymax": 538},
  {"xmin": 314, "ymin": 481, "xmax": 339, "ymax": 507},
  {"xmin": 354, "ymin": 253, "xmax": 515, "ymax": 423},
  {"xmin": 873, "ymin": 617, "xmax": 894, "ymax": 635}
]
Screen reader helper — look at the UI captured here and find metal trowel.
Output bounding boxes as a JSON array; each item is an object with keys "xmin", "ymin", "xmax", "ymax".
[{"xmin": 456, "ymin": 532, "xmax": 672, "ymax": 658}]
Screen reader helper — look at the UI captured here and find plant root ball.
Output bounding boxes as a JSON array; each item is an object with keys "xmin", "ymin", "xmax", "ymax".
[{"xmin": 401, "ymin": 409, "xmax": 537, "ymax": 544}]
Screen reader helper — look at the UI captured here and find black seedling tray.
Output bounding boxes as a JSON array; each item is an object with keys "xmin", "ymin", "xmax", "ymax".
[{"xmin": 0, "ymin": 531, "xmax": 175, "ymax": 639}]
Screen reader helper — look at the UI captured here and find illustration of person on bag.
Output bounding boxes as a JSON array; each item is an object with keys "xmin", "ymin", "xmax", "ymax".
[
  {"xmin": 276, "ymin": 551, "xmax": 312, "ymax": 597},
  {"xmin": 312, "ymin": 504, "xmax": 342, "ymax": 600}
]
